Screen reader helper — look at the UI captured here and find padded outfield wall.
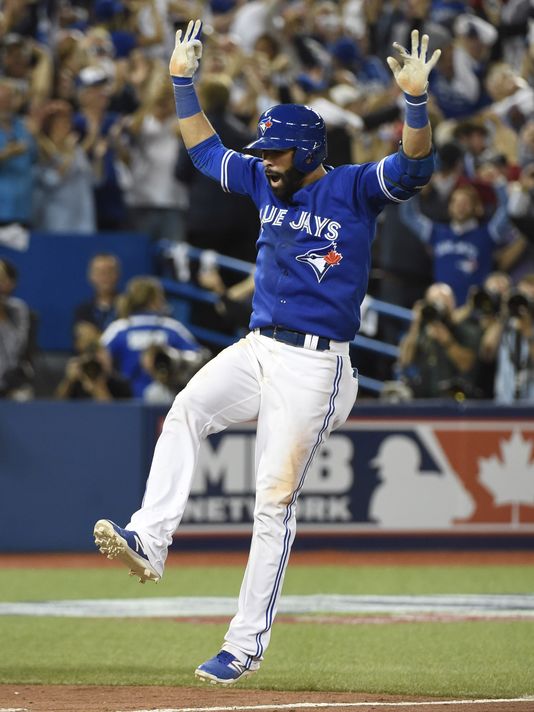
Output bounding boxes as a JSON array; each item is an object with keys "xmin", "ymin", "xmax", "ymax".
[{"xmin": 1, "ymin": 401, "xmax": 533, "ymax": 551}]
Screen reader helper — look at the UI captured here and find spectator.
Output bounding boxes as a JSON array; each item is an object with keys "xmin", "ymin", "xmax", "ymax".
[
  {"xmin": 418, "ymin": 141, "xmax": 464, "ymax": 221},
  {"xmin": 123, "ymin": 80, "xmax": 188, "ymax": 243},
  {"xmin": 481, "ymin": 273, "xmax": 534, "ymax": 402},
  {"xmin": 508, "ymin": 161, "xmax": 534, "ymax": 240},
  {"xmin": 427, "ymin": 26, "xmax": 489, "ymax": 120},
  {"xmin": 175, "ymin": 73, "xmax": 258, "ymax": 262},
  {"xmin": 399, "ymin": 181, "xmax": 525, "ymax": 305},
  {"xmin": 93, "ymin": 0, "xmax": 165, "ymax": 59},
  {"xmin": 33, "ymin": 99, "xmax": 96, "ymax": 232},
  {"xmin": 0, "ymin": 78, "xmax": 36, "ymax": 229},
  {"xmin": 74, "ymin": 253, "xmax": 121, "ymax": 334},
  {"xmin": 457, "ymin": 271, "xmax": 512, "ymax": 399},
  {"xmin": 484, "ymin": 62, "xmax": 534, "ymax": 133},
  {"xmin": 73, "ymin": 66, "xmax": 127, "ymax": 230},
  {"xmin": 452, "ymin": 121, "xmax": 492, "ymax": 179},
  {"xmin": 517, "ymin": 120, "xmax": 534, "ymax": 169},
  {"xmin": 397, "ymin": 282, "xmax": 480, "ymax": 399},
  {"xmin": 0, "ymin": 258, "xmax": 33, "ymax": 399},
  {"xmin": 101, "ymin": 276, "xmax": 200, "ymax": 398},
  {"xmin": 141, "ymin": 342, "xmax": 210, "ymax": 404},
  {"xmin": 0, "ymin": 33, "xmax": 53, "ymax": 109},
  {"xmin": 451, "ymin": 14, "xmax": 496, "ymax": 114},
  {"xmin": 56, "ymin": 324, "xmax": 132, "ymax": 401}
]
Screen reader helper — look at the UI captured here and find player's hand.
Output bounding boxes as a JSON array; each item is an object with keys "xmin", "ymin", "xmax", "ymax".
[
  {"xmin": 387, "ymin": 30, "xmax": 441, "ymax": 96},
  {"xmin": 169, "ymin": 19, "xmax": 203, "ymax": 79}
]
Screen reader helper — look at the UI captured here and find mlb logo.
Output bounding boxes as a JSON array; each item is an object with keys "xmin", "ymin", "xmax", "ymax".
[{"xmin": 354, "ymin": 420, "xmax": 534, "ymax": 530}]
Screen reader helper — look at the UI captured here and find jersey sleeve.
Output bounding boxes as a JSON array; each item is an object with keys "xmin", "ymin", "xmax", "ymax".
[
  {"xmin": 188, "ymin": 134, "xmax": 262, "ymax": 199},
  {"xmin": 352, "ymin": 147, "xmax": 435, "ymax": 220},
  {"xmin": 487, "ymin": 183, "xmax": 513, "ymax": 245},
  {"xmin": 398, "ymin": 195, "xmax": 434, "ymax": 243},
  {"xmin": 162, "ymin": 318, "xmax": 200, "ymax": 351},
  {"xmin": 101, "ymin": 321, "xmax": 125, "ymax": 365}
]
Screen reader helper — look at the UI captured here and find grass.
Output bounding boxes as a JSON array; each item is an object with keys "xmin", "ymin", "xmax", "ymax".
[
  {"xmin": 0, "ymin": 617, "xmax": 532, "ymax": 695},
  {"xmin": 1, "ymin": 564, "xmax": 533, "ymax": 601},
  {"xmin": 0, "ymin": 563, "xmax": 533, "ymax": 696}
]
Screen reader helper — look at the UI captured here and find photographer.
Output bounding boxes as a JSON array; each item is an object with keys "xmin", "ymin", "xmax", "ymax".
[
  {"xmin": 462, "ymin": 272, "xmax": 511, "ymax": 399},
  {"xmin": 0, "ymin": 258, "xmax": 33, "ymax": 399},
  {"xmin": 481, "ymin": 274, "xmax": 534, "ymax": 402},
  {"xmin": 141, "ymin": 343, "xmax": 210, "ymax": 404},
  {"xmin": 55, "ymin": 342, "xmax": 132, "ymax": 401},
  {"xmin": 101, "ymin": 276, "xmax": 200, "ymax": 398},
  {"xmin": 398, "ymin": 282, "xmax": 480, "ymax": 398}
]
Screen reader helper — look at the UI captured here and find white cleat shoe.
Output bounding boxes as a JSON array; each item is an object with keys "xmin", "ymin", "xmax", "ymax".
[{"xmin": 93, "ymin": 519, "xmax": 160, "ymax": 583}]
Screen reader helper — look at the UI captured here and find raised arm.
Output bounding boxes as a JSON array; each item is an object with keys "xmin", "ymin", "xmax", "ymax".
[
  {"xmin": 387, "ymin": 30, "xmax": 441, "ymax": 158},
  {"xmin": 169, "ymin": 20, "xmax": 215, "ymax": 149}
]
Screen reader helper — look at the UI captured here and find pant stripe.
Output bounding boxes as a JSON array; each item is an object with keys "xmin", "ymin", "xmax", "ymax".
[{"xmin": 254, "ymin": 356, "xmax": 343, "ymax": 658}]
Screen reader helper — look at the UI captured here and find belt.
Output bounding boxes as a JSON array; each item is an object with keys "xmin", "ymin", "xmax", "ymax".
[{"xmin": 255, "ymin": 326, "xmax": 332, "ymax": 351}]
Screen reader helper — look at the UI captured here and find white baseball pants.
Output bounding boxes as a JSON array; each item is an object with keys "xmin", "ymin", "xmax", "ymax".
[{"xmin": 128, "ymin": 331, "xmax": 358, "ymax": 663}]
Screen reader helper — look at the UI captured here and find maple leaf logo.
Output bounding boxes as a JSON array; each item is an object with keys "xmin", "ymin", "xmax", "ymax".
[
  {"xmin": 478, "ymin": 432, "xmax": 534, "ymax": 523},
  {"xmin": 324, "ymin": 250, "xmax": 343, "ymax": 266}
]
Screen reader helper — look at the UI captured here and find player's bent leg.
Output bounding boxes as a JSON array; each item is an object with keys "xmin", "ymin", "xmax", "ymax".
[
  {"xmin": 93, "ymin": 519, "xmax": 160, "ymax": 583},
  {"xmin": 95, "ymin": 338, "xmax": 262, "ymax": 580}
]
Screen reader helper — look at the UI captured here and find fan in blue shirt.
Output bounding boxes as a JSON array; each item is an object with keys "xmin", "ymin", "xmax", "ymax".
[
  {"xmin": 101, "ymin": 276, "xmax": 198, "ymax": 398},
  {"xmin": 400, "ymin": 181, "xmax": 525, "ymax": 305}
]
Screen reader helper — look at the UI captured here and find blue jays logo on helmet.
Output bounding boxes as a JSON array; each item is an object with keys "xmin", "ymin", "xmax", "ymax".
[
  {"xmin": 243, "ymin": 104, "xmax": 327, "ymax": 173},
  {"xmin": 258, "ymin": 118, "xmax": 273, "ymax": 135},
  {"xmin": 296, "ymin": 243, "xmax": 343, "ymax": 282}
]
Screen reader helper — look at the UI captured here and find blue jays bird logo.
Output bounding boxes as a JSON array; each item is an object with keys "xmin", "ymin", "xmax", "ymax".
[
  {"xmin": 296, "ymin": 243, "xmax": 343, "ymax": 283},
  {"xmin": 259, "ymin": 118, "xmax": 273, "ymax": 135}
]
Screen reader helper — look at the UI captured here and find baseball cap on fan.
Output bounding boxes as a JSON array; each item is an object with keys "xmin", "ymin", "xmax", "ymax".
[
  {"xmin": 454, "ymin": 14, "xmax": 498, "ymax": 45},
  {"xmin": 77, "ymin": 66, "xmax": 111, "ymax": 88}
]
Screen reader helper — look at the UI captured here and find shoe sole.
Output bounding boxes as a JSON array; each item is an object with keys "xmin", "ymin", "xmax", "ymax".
[
  {"xmin": 194, "ymin": 668, "xmax": 255, "ymax": 685},
  {"xmin": 93, "ymin": 519, "xmax": 160, "ymax": 584}
]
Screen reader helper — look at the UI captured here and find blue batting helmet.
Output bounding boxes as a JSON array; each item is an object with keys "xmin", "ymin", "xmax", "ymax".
[{"xmin": 243, "ymin": 104, "xmax": 327, "ymax": 173}]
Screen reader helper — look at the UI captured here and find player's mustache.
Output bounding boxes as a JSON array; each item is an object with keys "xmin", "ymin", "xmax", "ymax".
[{"xmin": 264, "ymin": 169, "xmax": 285, "ymax": 180}]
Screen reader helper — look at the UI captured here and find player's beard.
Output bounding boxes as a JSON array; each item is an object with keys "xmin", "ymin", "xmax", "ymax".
[{"xmin": 265, "ymin": 165, "xmax": 306, "ymax": 201}]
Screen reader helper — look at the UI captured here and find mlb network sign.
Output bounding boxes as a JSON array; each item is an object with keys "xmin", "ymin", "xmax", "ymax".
[{"xmin": 180, "ymin": 417, "xmax": 534, "ymax": 533}]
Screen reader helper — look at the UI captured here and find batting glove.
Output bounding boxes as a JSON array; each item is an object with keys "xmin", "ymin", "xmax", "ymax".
[
  {"xmin": 387, "ymin": 30, "xmax": 441, "ymax": 96},
  {"xmin": 169, "ymin": 19, "xmax": 203, "ymax": 79}
]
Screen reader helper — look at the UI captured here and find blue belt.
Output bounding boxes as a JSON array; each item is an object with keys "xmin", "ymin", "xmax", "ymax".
[{"xmin": 258, "ymin": 326, "xmax": 331, "ymax": 351}]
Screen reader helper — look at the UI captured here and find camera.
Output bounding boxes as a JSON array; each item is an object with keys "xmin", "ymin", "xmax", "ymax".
[
  {"xmin": 152, "ymin": 347, "xmax": 174, "ymax": 377},
  {"xmin": 507, "ymin": 291, "xmax": 534, "ymax": 319},
  {"xmin": 471, "ymin": 286, "xmax": 501, "ymax": 316},
  {"xmin": 420, "ymin": 301, "xmax": 450, "ymax": 326},
  {"xmin": 79, "ymin": 356, "xmax": 104, "ymax": 380}
]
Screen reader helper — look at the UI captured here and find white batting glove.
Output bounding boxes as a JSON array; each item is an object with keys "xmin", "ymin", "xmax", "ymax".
[
  {"xmin": 169, "ymin": 19, "xmax": 203, "ymax": 79},
  {"xmin": 387, "ymin": 30, "xmax": 441, "ymax": 96}
]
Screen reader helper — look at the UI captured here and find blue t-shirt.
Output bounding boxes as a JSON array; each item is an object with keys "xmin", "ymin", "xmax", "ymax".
[
  {"xmin": 189, "ymin": 135, "xmax": 434, "ymax": 341},
  {"xmin": 101, "ymin": 313, "xmax": 199, "ymax": 397},
  {"xmin": 399, "ymin": 190, "xmax": 512, "ymax": 305}
]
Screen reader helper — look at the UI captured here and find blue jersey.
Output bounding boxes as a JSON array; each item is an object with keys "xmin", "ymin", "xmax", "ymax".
[
  {"xmin": 189, "ymin": 135, "xmax": 434, "ymax": 341},
  {"xmin": 400, "ymin": 189, "xmax": 512, "ymax": 306},
  {"xmin": 101, "ymin": 313, "xmax": 199, "ymax": 397}
]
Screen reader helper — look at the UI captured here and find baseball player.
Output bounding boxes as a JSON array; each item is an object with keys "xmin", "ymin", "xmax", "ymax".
[{"xmin": 94, "ymin": 21, "xmax": 440, "ymax": 684}]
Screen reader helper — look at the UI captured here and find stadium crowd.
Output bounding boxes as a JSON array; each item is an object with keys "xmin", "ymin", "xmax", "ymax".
[{"xmin": 0, "ymin": 0, "xmax": 533, "ymax": 402}]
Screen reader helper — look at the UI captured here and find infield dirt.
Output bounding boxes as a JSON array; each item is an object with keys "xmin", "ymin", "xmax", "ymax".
[{"xmin": 0, "ymin": 684, "xmax": 533, "ymax": 712}]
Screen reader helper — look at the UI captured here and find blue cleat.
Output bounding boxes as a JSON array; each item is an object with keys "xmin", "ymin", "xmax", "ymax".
[
  {"xmin": 93, "ymin": 519, "xmax": 160, "ymax": 584},
  {"xmin": 195, "ymin": 650, "xmax": 259, "ymax": 685}
]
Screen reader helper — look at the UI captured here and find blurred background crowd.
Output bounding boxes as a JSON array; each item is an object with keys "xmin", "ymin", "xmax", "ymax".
[{"xmin": 0, "ymin": 0, "xmax": 533, "ymax": 404}]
